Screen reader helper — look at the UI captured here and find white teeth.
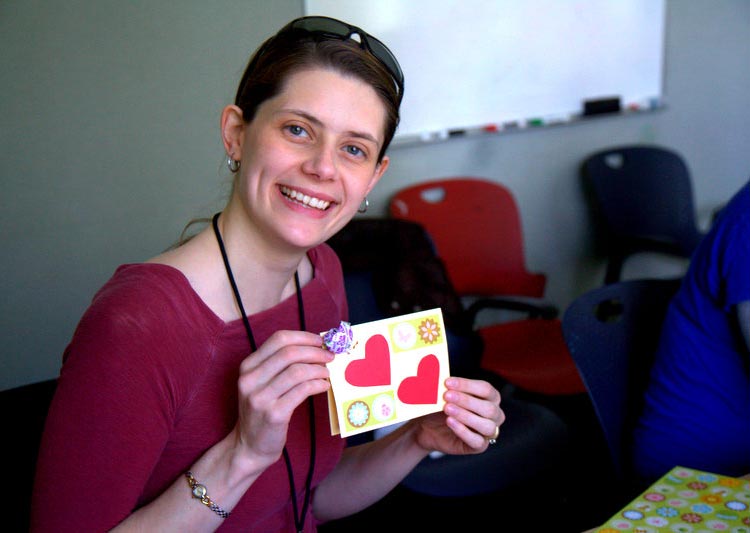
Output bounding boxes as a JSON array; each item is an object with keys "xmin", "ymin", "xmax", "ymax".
[{"xmin": 280, "ymin": 186, "xmax": 331, "ymax": 211}]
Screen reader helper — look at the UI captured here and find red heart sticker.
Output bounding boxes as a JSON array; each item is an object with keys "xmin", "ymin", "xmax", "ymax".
[
  {"xmin": 397, "ymin": 354, "xmax": 440, "ymax": 405},
  {"xmin": 345, "ymin": 334, "xmax": 391, "ymax": 387}
]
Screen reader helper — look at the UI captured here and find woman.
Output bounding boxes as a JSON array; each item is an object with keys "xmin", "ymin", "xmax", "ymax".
[{"xmin": 31, "ymin": 16, "xmax": 505, "ymax": 532}]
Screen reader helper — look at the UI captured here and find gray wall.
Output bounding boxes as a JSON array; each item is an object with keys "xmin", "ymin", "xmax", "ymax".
[{"xmin": 2, "ymin": 0, "xmax": 749, "ymax": 391}]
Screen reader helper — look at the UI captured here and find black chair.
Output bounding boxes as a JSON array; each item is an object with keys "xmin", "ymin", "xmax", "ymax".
[
  {"xmin": 580, "ymin": 145, "xmax": 705, "ymax": 284},
  {"xmin": 561, "ymin": 278, "xmax": 681, "ymax": 504},
  {"xmin": 326, "ymin": 218, "xmax": 571, "ymax": 498},
  {"xmin": 1, "ymin": 378, "xmax": 58, "ymax": 532}
]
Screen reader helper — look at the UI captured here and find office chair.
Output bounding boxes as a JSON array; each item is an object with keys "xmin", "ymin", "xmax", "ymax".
[
  {"xmin": 1, "ymin": 378, "xmax": 58, "ymax": 532},
  {"xmin": 326, "ymin": 218, "xmax": 570, "ymax": 497},
  {"xmin": 561, "ymin": 278, "xmax": 681, "ymax": 499},
  {"xmin": 388, "ymin": 177, "xmax": 586, "ymax": 396},
  {"xmin": 580, "ymin": 145, "xmax": 705, "ymax": 284}
]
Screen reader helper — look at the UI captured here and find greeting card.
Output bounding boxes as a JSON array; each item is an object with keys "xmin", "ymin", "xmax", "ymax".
[{"xmin": 322, "ymin": 308, "xmax": 450, "ymax": 438}]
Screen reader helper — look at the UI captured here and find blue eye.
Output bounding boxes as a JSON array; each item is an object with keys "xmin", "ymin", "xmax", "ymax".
[
  {"xmin": 287, "ymin": 125, "xmax": 308, "ymax": 137},
  {"xmin": 345, "ymin": 145, "xmax": 363, "ymax": 157}
]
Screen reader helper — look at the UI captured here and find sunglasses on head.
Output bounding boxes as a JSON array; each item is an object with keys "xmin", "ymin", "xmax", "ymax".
[{"xmin": 281, "ymin": 16, "xmax": 404, "ymax": 101}]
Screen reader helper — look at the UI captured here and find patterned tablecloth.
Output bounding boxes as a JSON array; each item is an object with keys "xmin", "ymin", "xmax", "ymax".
[{"xmin": 584, "ymin": 467, "xmax": 750, "ymax": 533}]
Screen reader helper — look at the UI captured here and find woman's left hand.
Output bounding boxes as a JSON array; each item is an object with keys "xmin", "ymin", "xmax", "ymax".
[{"xmin": 413, "ymin": 376, "xmax": 505, "ymax": 455}]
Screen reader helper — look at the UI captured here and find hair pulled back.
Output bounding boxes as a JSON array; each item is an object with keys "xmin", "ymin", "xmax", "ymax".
[{"xmin": 234, "ymin": 31, "xmax": 401, "ymax": 162}]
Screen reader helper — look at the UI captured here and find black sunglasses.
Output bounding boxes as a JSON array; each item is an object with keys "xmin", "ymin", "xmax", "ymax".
[{"xmin": 281, "ymin": 16, "xmax": 404, "ymax": 101}]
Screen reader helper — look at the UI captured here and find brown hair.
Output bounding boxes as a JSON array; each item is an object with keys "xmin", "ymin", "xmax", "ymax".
[
  {"xmin": 170, "ymin": 22, "xmax": 403, "ymax": 249},
  {"xmin": 234, "ymin": 31, "xmax": 401, "ymax": 162}
]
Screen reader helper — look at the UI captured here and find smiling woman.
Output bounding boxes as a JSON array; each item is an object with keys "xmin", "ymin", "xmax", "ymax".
[
  {"xmin": 220, "ymin": 67, "xmax": 390, "ymax": 244},
  {"xmin": 30, "ymin": 15, "xmax": 505, "ymax": 533}
]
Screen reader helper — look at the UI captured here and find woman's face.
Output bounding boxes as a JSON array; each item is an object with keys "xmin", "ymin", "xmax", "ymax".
[{"xmin": 233, "ymin": 67, "xmax": 390, "ymax": 252}]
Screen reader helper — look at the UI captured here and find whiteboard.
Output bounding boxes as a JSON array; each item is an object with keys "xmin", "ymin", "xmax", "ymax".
[{"xmin": 304, "ymin": 0, "xmax": 665, "ymax": 142}]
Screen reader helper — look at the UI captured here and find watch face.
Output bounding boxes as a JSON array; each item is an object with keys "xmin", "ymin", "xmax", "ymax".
[{"xmin": 192, "ymin": 484, "xmax": 207, "ymax": 499}]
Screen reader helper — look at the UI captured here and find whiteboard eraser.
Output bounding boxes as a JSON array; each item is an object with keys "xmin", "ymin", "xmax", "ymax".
[{"xmin": 583, "ymin": 97, "xmax": 621, "ymax": 116}]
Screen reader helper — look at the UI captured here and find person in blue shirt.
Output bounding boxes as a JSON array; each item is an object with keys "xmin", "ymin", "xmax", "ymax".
[{"xmin": 633, "ymin": 178, "xmax": 750, "ymax": 482}]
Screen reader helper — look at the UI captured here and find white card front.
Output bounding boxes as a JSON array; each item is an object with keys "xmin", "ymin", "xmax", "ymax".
[{"xmin": 324, "ymin": 308, "xmax": 450, "ymax": 438}]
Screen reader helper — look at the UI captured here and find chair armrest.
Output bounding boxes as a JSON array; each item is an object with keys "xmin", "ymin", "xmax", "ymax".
[{"xmin": 466, "ymin": 296, "xmax": 559, "ymax": 324}]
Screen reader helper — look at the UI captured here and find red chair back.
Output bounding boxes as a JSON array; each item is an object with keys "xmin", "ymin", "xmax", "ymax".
[{"xmin": 389, "ymin": 177, "xmax": 546, "ymax": 297}]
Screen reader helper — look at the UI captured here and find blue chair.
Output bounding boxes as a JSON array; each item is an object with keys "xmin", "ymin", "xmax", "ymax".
[
  {"xmin": 580, "ymin": 145, "xmax": 705, "ymax": 284},
  {"xmin": 561, "ymin": 278, "xmax": 681, "ymax": 499}
]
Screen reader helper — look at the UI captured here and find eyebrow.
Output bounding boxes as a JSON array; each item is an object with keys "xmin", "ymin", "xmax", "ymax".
[{"xmin": 281, "ymin": 108, "xmax": 381, "ymax": 147}]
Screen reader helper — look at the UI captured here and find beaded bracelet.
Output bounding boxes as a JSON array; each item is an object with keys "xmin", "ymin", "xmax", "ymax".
[{"xmin": 185, "ymin": 471, "xmax": 231, "ymax": 519}]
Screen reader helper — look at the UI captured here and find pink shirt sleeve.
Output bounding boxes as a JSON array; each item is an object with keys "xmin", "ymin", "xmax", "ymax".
[{"xmin": 31, "ymin": 266, "xmax": 222, "ymax": 531}]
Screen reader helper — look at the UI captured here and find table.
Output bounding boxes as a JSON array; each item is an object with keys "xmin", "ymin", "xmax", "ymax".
[{"xmin": 581, "ymin": 472, "xmax": 750, "ymax": 533}]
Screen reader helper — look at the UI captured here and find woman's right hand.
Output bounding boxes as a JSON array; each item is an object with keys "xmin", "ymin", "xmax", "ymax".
[{"xmin": 232, "ymin": 330, "xmax": 334, "ymax": 468}]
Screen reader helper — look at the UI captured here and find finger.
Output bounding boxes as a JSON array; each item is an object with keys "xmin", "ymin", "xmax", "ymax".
[
  {"xmin": 444, "ymin": 399, "xmax": 502, "ymax": 438},
  {"xmin": 445, "ymin": 376, "xmax": 502, "ymax": 405},
  {"xmin": 238, "ymin": 362, "xmax": 332, "ymax": 432},
  {"xmin": 253, "ymin": 372, "xmax": 332, "ymax": 423},
  {"xmin": 240, "ymin": 354, "xmax": 331, "ymax": 403},
  {"xmin": 444, "ymin": 385, "xmax": 502, "ymax": 423},
  {"xmin": 240, "ymin": 331, "xmax": 334, "ymax": 377},
  {"xmin": 444, "ymin": 414, "xmax": 489, "ymax": 450},
  {"xmin": 277, "ymin": 373, "xmax": 331, "ymax": 409}
]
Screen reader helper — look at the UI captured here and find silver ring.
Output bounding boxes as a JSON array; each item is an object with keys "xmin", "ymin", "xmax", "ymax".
[{"xmin": 488, "ymin": 426, "xmax": 500, "ymax": 445}]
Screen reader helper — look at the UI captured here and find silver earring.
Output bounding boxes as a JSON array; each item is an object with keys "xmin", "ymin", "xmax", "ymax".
[
  {"xmin": 357, "ymin": 197, "xmax": 369, "ymax": 214},
  {"xmin": 227, "ymin": 156, "xmax": 240, "ymax": 173}
]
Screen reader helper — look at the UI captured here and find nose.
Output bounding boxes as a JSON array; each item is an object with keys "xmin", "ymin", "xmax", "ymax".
[{"xmin": 302, "ymin": 144, "xmax": 337, "ymax": 181}]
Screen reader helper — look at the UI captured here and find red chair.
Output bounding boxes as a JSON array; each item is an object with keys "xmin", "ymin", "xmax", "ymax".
[{"xmin": 389, "ymin": 177, "xmax": 585, "ymax": 396}]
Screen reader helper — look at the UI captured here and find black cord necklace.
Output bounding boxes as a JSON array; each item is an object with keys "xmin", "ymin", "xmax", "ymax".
[{"xmin": 212, "ymin": 213, "xmax": 316, "ymax": 533}]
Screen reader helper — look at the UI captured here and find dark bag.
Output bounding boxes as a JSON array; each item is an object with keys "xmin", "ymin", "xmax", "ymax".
[{"xmin": 327, "ymin": 218, "xmax": 481, "ymax": 376}]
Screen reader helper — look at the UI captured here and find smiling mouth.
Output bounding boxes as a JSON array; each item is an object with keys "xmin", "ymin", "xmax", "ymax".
[{"xmin": 280, "ymin": 186, "xmax": 332, "ymax": 211}]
